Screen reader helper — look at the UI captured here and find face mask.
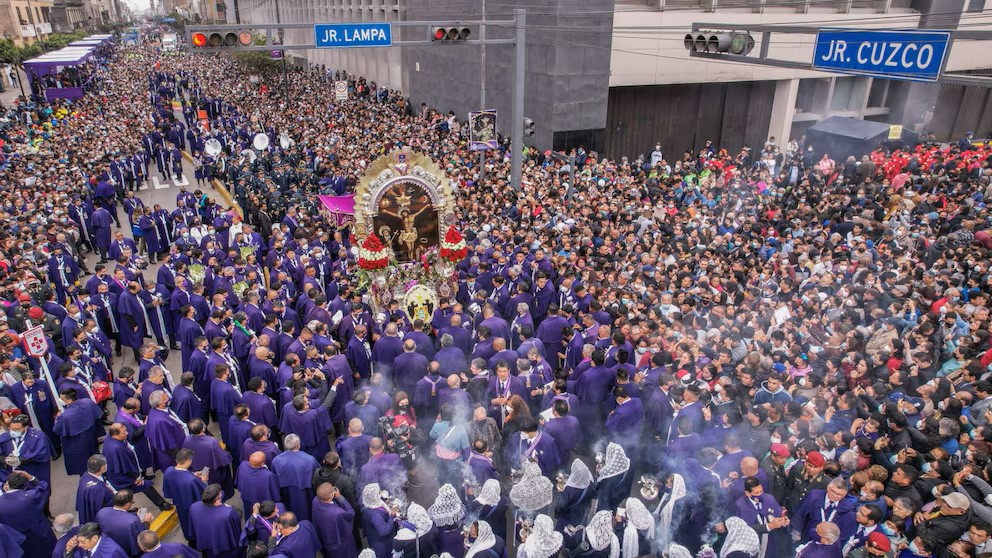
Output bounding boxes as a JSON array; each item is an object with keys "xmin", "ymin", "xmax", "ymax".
[
  {"xmin": 636, "ymin": 347, "xmax": 649, "ymax": 355},
  {"xmin": 9, "ymin": 430, "xmax": 22, "ymax": 439},
  {"xmin": 505, "ymin": 405, "xmax": 513, "ymax": 414},
  {"xmin": 922, "ymin": 462, "xmax": 932, "ymax": 473},
  {"xmin": 90, "ymin": 327, "xmax": 100, "ymax": 335},
  {"xmin": 770, "ymin": 436, "xmax": 782, "ymax": 444},
  {"xmin": 879, "ymin": 524, "xmax": 895, "ymax": 536},
  {"xmin": 860, "ymin": 490, "xmax": 870, "ymax": 499},
  {"xmin": 908, "ymin": 541, "xmax": 921, "ymax": 555}
]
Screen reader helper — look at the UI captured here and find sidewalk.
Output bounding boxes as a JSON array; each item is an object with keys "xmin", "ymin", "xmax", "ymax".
[{"xmin": 0, "ymin": 66, "xmax": 30, "ymax": 106}]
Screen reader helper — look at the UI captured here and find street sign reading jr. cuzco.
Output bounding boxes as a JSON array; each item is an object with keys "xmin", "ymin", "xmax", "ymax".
[
  {"xmin": 314, "ymin": 23, "xmax": 393, "ymax": 48},
  {"xmin": 813, "ymin": 28, "xmax": 951, "ymax": 82}
]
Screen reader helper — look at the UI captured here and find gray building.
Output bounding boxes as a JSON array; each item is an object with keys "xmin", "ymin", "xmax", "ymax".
[{"xmin": 238, "ymin": 0, "xmax": 616, "ymax": 152}]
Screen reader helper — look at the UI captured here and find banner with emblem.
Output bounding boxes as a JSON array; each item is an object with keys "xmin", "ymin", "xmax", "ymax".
[
  {"xmin": 22, "ymin": 325, "xmax": 63, "ymax": 411},
  {"xmin": 22, "ymin": 325, "xmax": 47, "ymax": 357},
  {"xmin": 469, "ymin": 109, "xmax": 498, "ymax": 151}
]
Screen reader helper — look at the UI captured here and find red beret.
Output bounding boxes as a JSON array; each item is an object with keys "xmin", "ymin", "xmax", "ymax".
[
  {"xmin": 17, "ymin": 293, "xmax": 31, "ymax": 302},
  {"xmin": 867, "ymin": 531, "xmax": 890, "ymax": 552},
  {"xmin": 806, "ymin": 451, "xmax": 826, "ymax": 467},
  {"xmin": 27, "ymin": 307, "xmax": 44, "ymax": 320},
  {"xmin": 769, "ymin": 444, "xmax": 790, "ymax": 458}
]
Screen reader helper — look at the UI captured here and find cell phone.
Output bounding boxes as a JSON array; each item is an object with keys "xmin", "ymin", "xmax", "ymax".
[
  {"xmin": 138, "ymin": 507, "xmax": 148, "ymax": 520},
  {"xmin": 200, "ymin": 467, "xmax": 209, "ymax": 477}
]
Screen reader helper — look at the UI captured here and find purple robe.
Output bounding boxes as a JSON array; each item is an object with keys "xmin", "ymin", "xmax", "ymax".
[
  {"xmin": 357, "ymin": 452, "xmax": 406, "ymax": 495},
  {"xmin": 240, "ymin": 439, "xmax": 280, "ymax": 466},
  {"xmin": 188, "ymin": 502, "xmax": 242, "ymax": 555},
  {"xmin": 506, "ymin": 431, "xmax": 563, "ymax": 477},
  {"xmin": 228, "ymin": 417, "xmax": 255, "ymax": 464},
  {"xmin": 335, "ymin": 434, "xmax": 371, "ymax": 478},
  {"xmin": 146, "ymin": 408, "xmax": 188, "ymax": 471},
  {"xmin": 235, "ymin": 461, "xmax": 280, "ymax": 513},
  {"xmin": 0, "ymin": 428, "xmax": 52, "ymax": 483},
  {"xmin": 209, "ymin": 379, "xmax": 242, "ymax": 448},
  {"xmin": 312, "ymin": 496, "xmax": 357, "ymax": 558},
  {"xmin": 95, "ymin": 506, "xmax": 144, "ymax": 556},
  {"xmin": 242, "ymin": 391, "xmax": 277, "ymax": 429},
  {"xmin": 76, "ymin": 473, "xmax": 115, "ymax": 524},
  {"xmin": 117, "ymin": 291, "xmax": 147, "ymax": 349},
  {"xmin": 173, "ymin": 385, "xmax": 204, "ymax": 423},
  {"xmin": 163, "ymin": 467, "xmax": 206, "ymax": 539},
  {"xmin": 271, "ymin": 520, "xmax": 321, "ymax": 558},
  {"xmin": 271, "ymin": 450, "xmax": 320, "ymax": 522},
  {"xmin": 278, "ymin": 406, "xmax": 332, "ymax": 461},
  {"xmin": 53, "ymin": 398, "xmax": 103, "ymax": 475},
  {"xmin": 0, "ymin": 479, "xmax": 54, "ymax": 558},
  {"xmin": 183, "ymin": 434, "xmax": 234, "ymax": 496},
  {"xmin": 541, "ymin": 415, "xmax": 582, "ymax": 456}
]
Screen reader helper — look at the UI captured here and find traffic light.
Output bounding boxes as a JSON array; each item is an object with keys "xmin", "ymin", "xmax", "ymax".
[
  {"xmin": 523, "ymin": 117, "xmax": 535, "ymax": 138},
  {"xmin": 431, "ymin": 27, "xmax": 471, "ymax": 42},
  {"xmin": 190, "ymin": 30, "xmax": 256, "ymax": 49},
  {"xmin": 684, "ymin": 32, "xmax": 754, "ymax": 55}
]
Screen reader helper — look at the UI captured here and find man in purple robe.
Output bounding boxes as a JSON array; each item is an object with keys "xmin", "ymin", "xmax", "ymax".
[
  {"xmin": 485, "ymin": 363, "xmax": 526, "ymax": 422},
  {"xmin": 731, "ymin": 477, "xmax": 791, "ymax": 558},
  {"xmin": 145, "ymin": 390, "xmax": 189, "ymax": 471},
  {"xmin": 272, "ymin": 434, "xmax": 320, "ymax": 522},
  {"xmin": 117, "ymin": 282, "xmax": 148, "ymax": 362},
  {"xmin": 435, "ymin": 333, "xmax": 469, "ymax": 377},
  {"xmin": 209, "ymin": 364, "xmax": 243, "ymax": 449},
  {"xmin": 335, "ymin": 418, "xmax": 371, "ymax": 478},
  {"xmin": 136, "ymin": 530, "xmax": 200, "ymax": 558},
  {"xmin": 505, "ymin": 416, "xmax": 563, "ymax": 477},
  {"xmin": 91, "ymin": 206, "xmax": 113, "ymax": 262},
  {"xmin": 236, "ymin": 451, "xmax": 280, "ymax": 513},
  {"xmin": 0, "ymin": 415, "xmax": 52, "ymax": 486},
  {"xmin": 371, "ymin": 324, "xmax": 405, "ymax": 377},
  {"xmin": 76, "ymin": 455, "xmax": 116, "ymax": 524},
  {"xmin": 0, "ymin": 472, "xmax": 56, "ymax": 558},
  {"xmin": 188, "ymin": 483, "xmax": 243, "ymax": 558},
  {"xmin": 173, "ymin": 371, "xmax": 205, "ymax": 423},
  {"xmin": 243, "ymin": 377, "xmax": 277, "ymax": 431},
  {"xmin": 162, "ymin": 449, "xmax": 207, "ymax": 547},
  {"xmin": 53, "ymin": 388, "xmax": 103, "ymax": 476},
  {"xmin": 103, "ymin": 423, "xmax": 171, "ymax": 510},
  {"xmin": 541, "ymin": 398, "xmax": 583, "ymax": 459},
  {"xmin": 270, "ymin": 512, "xmax": 322, "ymax": 558},
  {"xmin": 240, "ymin": 424, "xmax": 281, "ymax": 466},
  {"xmin": 95, "ymin": 489, "xmax": 156, "ymax": 557},
  {"xmin": 392, "ymin": 339, "xmax": 429, "ymax": 395},
  {"xmin": 279, "ymin": 376, "xmax": 339, "ymax": 461},
  {"xmin": 182, "ymin": 418, "xmax": 234, "ymax": 497},
  {"xmin": 357, "ymin": 438, "xmax": 407, "ymax": 496},
  {"xmin": 311, "ymin": 483, "xmax": 357, "ymax": 558}
]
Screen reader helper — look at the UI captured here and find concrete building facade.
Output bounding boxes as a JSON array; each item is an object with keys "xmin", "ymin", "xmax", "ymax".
[
  {"xmin": 233, "ymin": 0, "xmax": 992, "ymax": 156},
  {"xmin": 0, "ymin": 0, "xmax": 53, "ymax": 46}
]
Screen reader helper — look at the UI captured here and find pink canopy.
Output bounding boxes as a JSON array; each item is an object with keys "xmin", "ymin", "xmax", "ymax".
[{"xmin": 318, "ymin": 194, "xmax": 355, "ymax": 227}]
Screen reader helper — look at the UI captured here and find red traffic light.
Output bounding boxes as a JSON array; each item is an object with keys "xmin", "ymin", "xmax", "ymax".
[
  {"xmin": 191, "ymin": 32, "xmax": 208, "ymax": 47},
  {"xmin": 431, "ymin": 27, "xmax": 470, "ymax": 42}
]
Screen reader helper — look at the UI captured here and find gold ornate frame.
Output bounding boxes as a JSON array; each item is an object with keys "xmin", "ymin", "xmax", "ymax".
[{"xmin": 352, "ymin": 148, "xmax": 456, "ymax": 248}]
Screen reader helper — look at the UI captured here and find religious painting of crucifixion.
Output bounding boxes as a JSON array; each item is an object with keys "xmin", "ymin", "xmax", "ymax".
[{"xmin": 373, "ymin": 181, "xmax": 440, "ymax": 263}]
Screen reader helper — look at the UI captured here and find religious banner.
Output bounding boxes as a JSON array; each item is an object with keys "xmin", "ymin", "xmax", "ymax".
[
  {"xmin": 469, "ymin": 109, "xmax": 498, "ymax": 151},
  {"xmin": 22, "ymin": 325, "xmax": 47, "ymax": 357}
]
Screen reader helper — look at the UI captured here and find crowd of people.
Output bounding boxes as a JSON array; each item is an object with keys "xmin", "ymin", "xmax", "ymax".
[{"xmin": 0, "ymin": 25, "xmax": 991, "ymax": 558}]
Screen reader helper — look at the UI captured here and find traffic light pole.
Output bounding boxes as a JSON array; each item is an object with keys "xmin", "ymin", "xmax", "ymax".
[
  {"xmin": 509, "ymin": 8, "xmax": 524, "ymax": 193},
  {"xmin": 185, "ymin": 15, "xmax": 526, "ymax": 189}
]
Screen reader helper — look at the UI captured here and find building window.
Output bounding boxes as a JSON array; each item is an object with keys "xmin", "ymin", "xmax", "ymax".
[
  {"xmin": 16, "ymin": 6, "xmax": 24, "ymax": 24},
  {"xmin": 968, "ymin": 0, "xmax": 985, "ymax": 12},
  {"xmin": 830, "ymin": 77, "xmax": 856, "ymax": 112},
  {"xmin": 867, "ymin": 79, "xmax": 889, "ymax": 108}
]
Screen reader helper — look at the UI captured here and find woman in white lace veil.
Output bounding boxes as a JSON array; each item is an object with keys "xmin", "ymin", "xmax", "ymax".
[
  {"xmin": 520, "ymin": 514, "xmax": 563, "ymax": 558},
  {"xmin": 720, "ymin": 517, "xmax": 760, "ymax": 558},
  {"xmin": 584, "ymin": 510, "xmax": 620, "ymax": 558},
  {"xmin": 595, "ymin": 443, "xmax": 632, "ymax": 512},
  {"xmin": 510, "ymin": 461, "xmax": 553, "ymax": 512},
  {"xmin": 621, "ymin": 497, "xmax": 655, "ymax": 558},
  {"xmin": 653, "ymin": 473, "xmax": 686, "ymax": 546}
]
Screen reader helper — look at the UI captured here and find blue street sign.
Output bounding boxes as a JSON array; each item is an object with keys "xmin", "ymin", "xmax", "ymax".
[
  {"xmin": 314, "ymin": 23, "xmax": 393, "ymax": 49},
  {"xmin": 812, "ymin": 28, "xmax": 951, "ymax": 82}
]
